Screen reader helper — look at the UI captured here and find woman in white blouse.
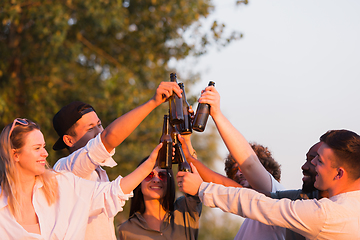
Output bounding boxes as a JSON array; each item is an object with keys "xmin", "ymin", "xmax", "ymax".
[{"xmin": 0, "ymin": 118, "xmax": 160, "ymax": 239}]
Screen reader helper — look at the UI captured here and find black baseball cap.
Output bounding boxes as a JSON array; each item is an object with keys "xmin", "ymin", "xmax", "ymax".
[{"xmin": 53, "ymin": 101, "xmax": 95, "ymax": 150}]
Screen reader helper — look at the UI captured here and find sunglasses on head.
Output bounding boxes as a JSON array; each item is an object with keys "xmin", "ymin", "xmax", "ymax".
[
  {"xmin": 144, "ymin": 171, "xmax": 168, "ymax": 182},
  {"xmin": 9, "ymin": 118, "xmax": 30, "ymax": 137}
]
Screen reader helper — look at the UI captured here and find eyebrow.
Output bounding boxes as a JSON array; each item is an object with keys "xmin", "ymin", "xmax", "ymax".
[{"xmin": 32, "ymin": 143, "xmax": 45, "ymax": 147}]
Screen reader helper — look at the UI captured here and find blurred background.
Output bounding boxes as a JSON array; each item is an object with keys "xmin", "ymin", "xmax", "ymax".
[{"xmin": 1, "ymin": 0, "xmax": 360, "ymax": 239}]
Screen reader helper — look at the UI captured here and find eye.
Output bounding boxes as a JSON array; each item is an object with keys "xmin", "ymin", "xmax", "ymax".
[{"xmin": 158, "ymin": 172, "xmax": 168, "ymax": 181}]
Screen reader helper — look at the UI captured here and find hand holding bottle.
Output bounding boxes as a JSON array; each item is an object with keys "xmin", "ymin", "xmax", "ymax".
[
  {"xmin": 198, "ymin": 85, "xmax": 221, "ymax": 120},
  {"xmin": 176, "ymin": 163, "xmax": 203, "ymax": 196},
  {"xmin": 193, "ymin": 81, "xmax": 215, "ymax": 132},
  {"xmin": 152, "ymin": 81, "xmax": 182, "ymax": 106}
]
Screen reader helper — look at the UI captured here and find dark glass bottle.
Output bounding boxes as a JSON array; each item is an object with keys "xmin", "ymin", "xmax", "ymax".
[
  {"xmin": 170, "ymin": 125, "xmax": 180, "ymax": 164},
  {"xmin": 170, "ymin": 131, "xmax": 192, "ymax": 172},
  {"xmin": 169, "ymin": 73, "xmax": 184, "ymax": 125},
  {"xmin": 193, "ymin": 81, "xmax": 215, "ymax": 132},
  {"xmin": 178, "ymin": 83, "xmax": 192, "ymax": 135},
  {"xmin": 157, "ymin": 115, "xmax": 173, "ymax": 169}
]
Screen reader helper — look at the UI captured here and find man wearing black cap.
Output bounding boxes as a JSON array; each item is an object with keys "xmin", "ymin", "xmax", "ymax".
[{"xmin": 52, "ymin": 81, "xmax": 182, "ymax": 240}]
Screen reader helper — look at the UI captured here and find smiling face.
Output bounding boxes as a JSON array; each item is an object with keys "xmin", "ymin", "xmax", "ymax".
[
  {"xmin": 301, "ymin": 142, "xmax": 321, "ymax": 193},
  {"xmin": 13, "ymin": 129, "xmax": 48, "ymax": 179},
  {"xmin": 141, "ymin": 167, "xmax": 168, "ymax": 201},
  {"xmin": 311, "ymin": 143, "xmax": 338, "ymax": 193}
]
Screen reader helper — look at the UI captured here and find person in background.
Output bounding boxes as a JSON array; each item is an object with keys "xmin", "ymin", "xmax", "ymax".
[
  {"xmin": 52, "ymin": 81, "xmax": 181, "ymax": 240},
  {"xmin": 269, "ymin": 142, "xmax": 329, "ymax": 240},
  {"xmin": 0, "ymin": 118, "xmax": 162, "ymax": 239},
  {"xmin": 180, "ymin": 134, "xmax": 285, "ymax": 240},
  {"xmin": 118, "ymin": 156, "xmax": 202, "ymax": 240},
  {"xmin": 224, "ymin": 144, "xmax": 284, "ymax": 239}
]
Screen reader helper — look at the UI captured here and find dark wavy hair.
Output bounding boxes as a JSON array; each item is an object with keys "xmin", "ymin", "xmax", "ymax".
[
  {"xmin": 320, "ymin": 129, "xmax": 360, "ymax": 180},
  {"xmin": 129, "ymin": 156, "xmax": 176, "ymax": 217},
  {"xmin": 224, "ymin": 142, "xmax": 281, "ymax": 182}
]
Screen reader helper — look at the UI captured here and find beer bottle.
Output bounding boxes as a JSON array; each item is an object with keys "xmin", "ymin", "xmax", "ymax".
[
  {"xmin": 178, "ymin": 82, "xmax": 192, "ymax": 135},
  {"xmin": 169, "ymin": 73, "xmax": 184, "ymax": 125},
  {"xmin": 170, "ymin": 125, "xmax": 180, "ymax": 164},
  {"xmin": 193, "ymin": 81, "xmax": 215, "ymax": 132},
  {"xmin": 170, "ymin": 129, "xmax": 191, "ymax": 172},
  {"xmin": 176, "ymin": 139, "xmax": 192, "ymax": 172},
  {"xmin": 157, "ymin": 115, "xmax": 173, "ymax": 169}
]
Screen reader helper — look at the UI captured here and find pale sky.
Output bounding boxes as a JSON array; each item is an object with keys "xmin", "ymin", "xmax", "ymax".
[{"xmin": 177, "ymin": 0, "xmax": 360, "ymax": 190}]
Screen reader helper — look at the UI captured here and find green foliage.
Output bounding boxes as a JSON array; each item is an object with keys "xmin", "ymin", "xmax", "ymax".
[{"xmin": 0, "ymin": 0, "xmax": 245, "ymax": 239}]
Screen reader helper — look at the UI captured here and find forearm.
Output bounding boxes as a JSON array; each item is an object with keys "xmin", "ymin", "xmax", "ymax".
[
  {"xmin": 187, "ymin": 156, "xmax": 241, "ymax": 187},
  {"xmin": 212, "ymin": 112, "xmax": 272, "ymax": 192},
  {"xmin": 101, "ymin": 99, "xmax": 157, "ymax": 152},
  {"xmin": 120, "ymin": 157, "xmax": 155, "ymax": 194}
]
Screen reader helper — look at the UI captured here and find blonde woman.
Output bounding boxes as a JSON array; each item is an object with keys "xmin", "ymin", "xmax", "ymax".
[{"xmin": 0, "ymin": 118, "xmax": 160, "ymax": 239}]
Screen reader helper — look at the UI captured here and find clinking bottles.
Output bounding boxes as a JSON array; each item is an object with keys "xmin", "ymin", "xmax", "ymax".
[
  {"xmin": 157, "ymin": 115, "xmax": 173, "ymax": 169},
  {"xmin": 178, "ymin": 82, "xmax": 192, "ymax": 135},
  {"xmin": 169, "ymin": 73, "xmax": 184, "ymax": 125},
  {"xmin": 193, "ymin": 81, "xmax": 215, "ymax": 132}
]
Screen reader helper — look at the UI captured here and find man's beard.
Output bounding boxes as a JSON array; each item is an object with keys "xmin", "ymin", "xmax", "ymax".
[{"xmin": 302, "ymin": 181, "xmax": 317, "ymax": 193}]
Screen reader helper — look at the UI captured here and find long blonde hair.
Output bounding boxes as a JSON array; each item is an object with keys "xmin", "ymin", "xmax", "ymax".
[{"xmin": 0, "ymin": 119, "xmax": 59, "ymax": 219}]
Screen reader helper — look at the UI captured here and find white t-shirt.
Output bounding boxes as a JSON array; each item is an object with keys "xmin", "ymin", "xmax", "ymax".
[
  {"xmin": 53, "ymin": 133, "xmax": 118, "ymax": 240},
  {"xmin": 234, "ymin": 174, "xmax": 286, "ymax": 240}
]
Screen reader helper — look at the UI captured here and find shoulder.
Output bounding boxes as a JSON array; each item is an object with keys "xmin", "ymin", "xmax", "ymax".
[
  {"xmin": 174, "ymin": 195, "xmax": 202, "ymax": 215},
  {"xmin": 118, "ymin": 213, "xmax": 143, "ymax": 236}
]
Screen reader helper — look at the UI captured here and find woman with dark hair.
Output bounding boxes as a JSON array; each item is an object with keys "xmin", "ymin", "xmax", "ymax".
[
  {"xmin": 118, "ymin": 156, "xmax": 202, "ymax": 240},
  {"xmin": 0, "ymin": 118, "xmax": 160, "ymax": 239}
]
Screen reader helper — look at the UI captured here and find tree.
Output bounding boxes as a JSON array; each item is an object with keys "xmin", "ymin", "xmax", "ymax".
[{"xmin": 0, "ymin": 0, "xmax": 246, "ymax": 239}]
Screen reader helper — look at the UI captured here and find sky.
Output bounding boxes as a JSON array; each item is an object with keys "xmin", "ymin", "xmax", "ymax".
[{"xmin": 176, "ymin": 0, "xmax": 360, "ymax": 190}]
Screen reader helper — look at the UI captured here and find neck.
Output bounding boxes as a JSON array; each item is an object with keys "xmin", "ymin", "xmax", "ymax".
[
  {"xmin": 318, "ymin": 190, "xmax": 329, "ymax": 199},
  {"xmin": 16, "ymin": 166, "xmax": 37, "ymax": 195},
  {"xmin": 143, "ymin": 199, "xmax": 167, "ymax": 219},
  {"xmin": 142, "ymin": 199, "xmax": 167, "ymax": 231},
  {"xmin": 328, "ymin": 178, "xmax": 360, "ymax": 197},
  {"xmin": 19, "ymin": 176, "xmax": 36, "ymax": 195}
]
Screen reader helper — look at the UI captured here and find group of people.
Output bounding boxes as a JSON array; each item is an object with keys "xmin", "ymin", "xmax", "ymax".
[{"xmin": 1, "ymin": 80, "xmax": 360, "ymax": 240}]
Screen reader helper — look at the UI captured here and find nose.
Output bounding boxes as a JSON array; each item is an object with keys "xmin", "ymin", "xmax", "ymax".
[
  {"xmin": 301, "ymin": 161, "xmax": 309, "ymax": 171},
  {"xmin": 42, "ymin": 148, "xmax": 49, "ymax": 157}
]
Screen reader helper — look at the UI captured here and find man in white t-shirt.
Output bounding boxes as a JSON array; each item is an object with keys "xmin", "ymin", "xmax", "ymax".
[{"xmin": 52, "ymin": 81, "xmax": 182, "ymax": 240}]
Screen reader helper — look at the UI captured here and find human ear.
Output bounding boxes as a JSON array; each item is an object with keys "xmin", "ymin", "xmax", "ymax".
[
  {"xmin": 334, "ymin": 168, "xmax": 344, "ymax": 180},
  {"xmin": 12, "ymin": 149, "xmax": 19, "ymax": 162},
  {"xmin": 63, "ymin": 135, "xmax": 75, "ymax": 147}
]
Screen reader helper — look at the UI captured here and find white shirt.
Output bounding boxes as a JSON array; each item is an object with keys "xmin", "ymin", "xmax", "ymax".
[
  {"xmin": 199, "ymin": 182, "xmax": 360, "ymax": 240},
  {"xmin": 0, "ymin": 172, "xmax": 133, "ymax": 240},
  {"xmin": 53, "ymin": 133, "xmax": 118, "ymax": 240},
  {"xmin": 234, "ymin": 174, "xmax": 286, "ymax": 240}
]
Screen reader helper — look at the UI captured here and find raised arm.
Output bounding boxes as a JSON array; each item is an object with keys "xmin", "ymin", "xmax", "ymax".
[
  {"xmin": 120, "ymin": 143, "xmax": 161, "ymax": 194},
  {"xmin": 179, "ymin": 134, "xmax": 242, "ymax": 188},
  {"xmin": 101, "ymin": 81, "xmax": 182, "ymax": 152},
  {"xmin": 198, "ymin": 86, "xmax": 272, "ymax": 192}
]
